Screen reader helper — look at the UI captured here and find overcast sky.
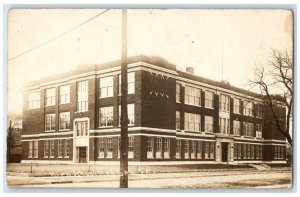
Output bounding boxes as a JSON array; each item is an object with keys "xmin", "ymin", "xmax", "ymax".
[{"xmin": 7, "ymin": 9, "xmax": 293, "ymax": 114}]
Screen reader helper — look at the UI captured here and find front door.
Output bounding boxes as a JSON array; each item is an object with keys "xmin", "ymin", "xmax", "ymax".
[
  {"xmin": 222, "ymin": 142, "xmax": 228, "ymax": 162},
  {"xmin": 78, "ymin": 147, "xmax": 87, "ymax": 163}
]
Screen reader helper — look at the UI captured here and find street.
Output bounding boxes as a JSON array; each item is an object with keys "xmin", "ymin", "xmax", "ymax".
[{"xmin": 7, "ymin": 167, "xmax": 291, "ymax": 189}]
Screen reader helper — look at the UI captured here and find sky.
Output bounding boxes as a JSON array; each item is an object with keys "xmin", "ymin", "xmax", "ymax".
[{"xmin": 7, "ymin": 9, "xmax": 293, "ymax": 115}]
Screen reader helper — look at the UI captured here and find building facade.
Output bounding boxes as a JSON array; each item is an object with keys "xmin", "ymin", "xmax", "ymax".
[{"xmin": 21, "ymin": 56, "xmax": 287, "ymax": 164}]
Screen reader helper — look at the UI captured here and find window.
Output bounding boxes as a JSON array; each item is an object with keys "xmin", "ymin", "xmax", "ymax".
[
  {"xmin": 45, "ymin": 114, "xmax": 55, "ymax": 131},
  {"xmin": 106, "ymin": 138, "xmax": 113, "ymax": 158},
  {"xmin": 28, "ymin": 92, "xmax": 40, "ymax": 109},
  {"xmin": 28, "ymin": 141, "xmax": 33, "ymax": 158},
  {"xmin": 128, "ymin": 137, "xmax": 134, "ymax": 158},
  {"xmin": 191, "ymin": 141, "xmax": 196, "ymax": 159},
  {"xmin": 210, "ymin": 142, "xmax": 215, "ymax": 159},
  {"xmin": 98, "ymin": 138, "xmax": 105, "ymax": 158},
  {"xmin": 205, "ymin": 91, "xmax": 214, "ymax": 108},
  {"xmin": 234, "ymin": 144, "xmax": 238, "ymax": 159},
  {"xmin": 197, "ymin": 141, "xmax": 202, "ymax": 159},
  {"xmin": 204, "ymin": 141, "xmax": 209, "ymax": 159},
  {"xmin": 50, "ymin": 140, "xmax": 55, "ymax": 158},
  {"xmin": 99, "ymin": 106, "xmax": 113, "ymax": 127},
  {"xmin": 247, "ymin": 144, "xmax": 251, "ymax": 159},
  {"xmin": 243, "ymin": 101, "xmax": 253, "ymax": 116},
  {"xmin": 60, "ymin": 85, "xmax": 70, "ymax": 104},
  {"xmin": 184, "ymin": 113, "xmax": 201, "ymax": 132},
  {"xmin": 233, "ymin": 98, "xmax": 240, "ymax": 114},
  {"xmin": 251, "ymin": 144, "xmax": 255, "ymax": 159},
  {"xmin": 147, "ymin": 137, "xmax": 154, "ymax": 159},
  {"xmin": 176, "ymin": 111, "xmax": 180, "ymax": 130},
  {"xmin": 185, "ymin": 86, "xmax": 201, "ymax": 106},
  {"xmin": 219, "ymin": 94, "xmax": 230, "ymax": 112},
  {"xmin": 100, "ymin": 76, "xmax": 113, "ymax": 98},
  {"xmin": 75, "ymin": 121, "xmax": 88, "ymax": 136},
  {"xmin": 77, "ymin": 81, "xmax": 88, "ymax": 112},
  {"xmin": 44, "ymin": 141, "xmax": 49, "ymax": 158},
  {"xmin": 243, "ymin": 122, "xmax": 254, "ymax": 137},
  {"xmin": 185, "ymin": 140, "xmax": 190, "ymax": 159},
  {"xmin": 256, "ymin": 124, "xmax": 262, "ymax": 138},
  {"xmin": 59, "ymin": 112, "xmax": 70, "ymax": 130},
  {"xmin": 256, "ymin": 105, "xmax": 263, "ymax": 118},
  {"xmin": 164, "ymin": 138, "xmax": 170, "ymax": 159},
  {"xmin": 33, "ymin": 141, "xmax": 38, "ymax": 158},
  {"xmin": 156, "ymin": 138, "xmax": 162, "ymax": 158},
  {"xmin": 118, "ymin": 104, "xmax": 135, "ymax": 126},
  {"xmin": 237, "ymin": 144, "xmax": 242, "ymax": 159},
  {"xmin": 118, "ymin": 137, "xmax": 120, "ymax": 158},
  {"xmin": 46, "ymin": 88, "xmax": 55, "ymax": 106},
  {"xmin": 233, "ymin": 120, "xmax": 241, "ymax": 135},
  {"xmin": 64, "ymin": 140, "xmax": 70, "ymax": 158},
  {"xmin": 242, "ymin": 144, "xmax": 247, "ymax": 159},
  {"xmin": 205, "ymin": 116, "xmax": 214, "ymax": 133},
  {"xmin": 176, "ymin": 140, "xmax": 181, "ymax": 159},
  {"xmin": 219, "ymin": 118, "xmax": 229, "ymax": 134},
  {"xmin": 119, "ymin": 72, "xmax": 135, "ymax": 95},
  {"xmin": 58, "ymin": 140, "xmax": 63, "ymax": 158},
  {"xmin": 176, "ymin": 84, "xmax": 181, "ymax": 102}
]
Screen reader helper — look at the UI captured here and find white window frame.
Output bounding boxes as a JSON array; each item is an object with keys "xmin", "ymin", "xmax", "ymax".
[
  {"xmin": 58, "ymin": 140, "xmax": 63, "ymax": 158},
  {"xmin": 233, "ymin": 120, "xmax": 241, "ymax": 136},
  {"xmin": 128, "ymin": 137, "xmax": 134, "ymax": 158},
  {"xmin": 98, "ymin": 138, "xmax": 105, "ymax": 158},
  {"xmin": 99, "ymin": 106, "xmax": 114, "ymax": 128},
  {"xmin": 46, "ymin": 88, "xmax": 56, "ymax": 106},
  {"xmin": 197, "ymin": 141, "xmax": 202, "ymax": 159},
  {"xmin": 204, "ymin": 116, "xmax": 214, "ymax": 133},
  {"xmin": 77, "ymin": 80, "xmax": 88, "ymax": 112},
  {"xmin": 156, "ymin": 137, "xmax": 162, "ymax": 159},
  {"xmin": 118, "ymin": 104, "xmax": 135, "ymax": 126},
  {"xmin": 191, "ymin": 141, "xmax": 196, "ymax": 159},
  {"xmin": 119, "ymin": 72, "xmax": 135, "ymax": 95},
  {"xmin": 176, "ymin": 83, "xmax": 181, "ymax": 103},
  {"xmin": 233, "ymin": 98, "xmax": 240, "ymax": 114},
  {"xmin": 28, "ymin": 92, "xmax": 40, "ymax": 109},
  {"xmin": 45, "ymin": 114, "xmax": 55, "ymax": 131},
  {"xmin": 184, "ymin": 86, "xmax": 201, "ymax": 106},
  {"xmin": 100, "ymin": 76, "xmax": 114, "ymax": 98},
  {"xmin": 49, "ymin": 140, "xmax": 55, "ymax": 158},
  {"xmin": 176, "ymin": 111, "xmax": 180, "ymax": 130},
  {"xmin": 176, "ymin": 140, "xmax": 181, "ymax": 159},
  {"xmin": 184, "ymin": 113, "xmax": 201, "ymax": 132},
  {"xmin": 164, "ymin": 138, "xmax": 170, "ymax": 159},
  {"xmin": 184, "ymin": 140, "xmax": 190, "ymax": 159},
  {"xmin": 243, "ymin": 101, "xmax": 254, "ymax": 117},
  {"xmin": 205, "ymin": 91, "xmax": 214, "ymax": 109},
  {"xmin": 147, "ymin": 137, "xmax": 154, "ymax": 159},
  {"xmin": 59, "ymin": 112, "xmax": 70, "ymax": 130},
  {"xmin": 44, "ymin": 140, "xmax": 49, "ymax": 158},
  {"xmin": 106, "ymin": 138, "xmax": 113, "ymax": 158},
  {"xmin": 75, "ymin": 120, "xmax": 88, "ymax": 136},
  {"xmin": 60, "ymin": 85, "xmax": 70, "ymax": 104}
]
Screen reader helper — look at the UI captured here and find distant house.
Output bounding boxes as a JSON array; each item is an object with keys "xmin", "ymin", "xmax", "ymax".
[{"xmin": 21, "ymin": 55, "xmax": 287, "ymax": 164}]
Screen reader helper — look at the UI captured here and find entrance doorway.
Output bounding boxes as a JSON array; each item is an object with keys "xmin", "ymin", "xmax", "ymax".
[
  {"xmin": 78, "ymin": 147, "xmax": 87, "ymax": 163},
  {"xmin": 222, "ymin": 142, "xmax": 228, "ymax": 162}
]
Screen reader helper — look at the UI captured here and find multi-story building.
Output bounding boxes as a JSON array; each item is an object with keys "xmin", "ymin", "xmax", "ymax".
[{"xmin": 21, "ymin": 55, "xmax": 287, "ymax": 164}]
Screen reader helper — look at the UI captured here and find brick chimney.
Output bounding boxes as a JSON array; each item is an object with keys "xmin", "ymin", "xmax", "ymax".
[{"xmin": 186, "ymin": 67, "xmax": 194, "ymax": 74}]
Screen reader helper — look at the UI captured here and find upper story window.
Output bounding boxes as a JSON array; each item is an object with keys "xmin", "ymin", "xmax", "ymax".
[
  {"xmin": 59, "ymin": 112, "xmax": 70, "ymax": 130},
  {"xmin": 100, "ymin": 76, "xmax": 113, "ymax": 98},
  {"xmin": 119, "ymin": 72, "xmax": 135, "ymax": 95},
  {"xmin": 219, "ymin": 94, "xmax": 230, "ymax": 112},
  {"xmin": 205, "ymin": 91, "xmax": 214, "ymax": 108},
  {"xmin": 75, "ymin": 121, "xmax": 88, "ymax": 136},
  {"xmin": 243, "ymin": 101, "xmax": 254, "ymax": 116},
  {"xmin": 99, "ymin": 106, "xmax": 113, "ymax": 127},
  {"xmin": 233, "ymin": 120, "xmax": 240, "ymax": 135},
  {"xmin": 77, "ymin": 81, "xmax": 88, "ymax": 112},
  {"xmin": 219, "ymin": 118, "xmax": 230, "ymax": 135},
  {"xmin": 118, "ymin": 104, "xmax": 135, "ymax": 126},
  {"xmin": 256, "ymin": 124, "xmax": 262, "ymax": 138},
  {"xmin": 233, "ymin": 98, "xmax": 240, "ymax": 114},
  {"xmin": 176, "ymin": 83, "xmax": 181, "ymax": 103},
  {"xmin": 60, "ymin": 85, "xmax": 70, "ymax": 104},
  {"xmin": 46, "ymin": 88, "xmax": 56, "ymax": 106},
  {"xmin": 243, "ymin": 122, "xmax": 254, "ymax": 137},
  {"xmin": 204, "ymin": 116, "xmax": 214, "ymax": 133},
  {"xmin": 184, "ymin": 86, "xmax": 201, "ymax": 106},
  {"xmin": 45, "ymin": 114, "xmax": 55, "ymax": 131},
  {"xmin": 176, "ymin": 111, "xmax": 180, "ymax": 130},
  {"xmin": 184, "ymin": 113, "xmax": 201, "ymax": 132},
  {"xmin": 256, "ymin": 104, "xmax": 263, "ymax": 118},
  {"xmin": 28, "ymin": 92, "xmax": 40, "ymax": 109}
]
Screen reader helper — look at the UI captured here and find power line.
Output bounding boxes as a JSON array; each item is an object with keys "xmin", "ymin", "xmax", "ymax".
[{"xmin": 8, "ymin": 9, "xmax": 111, "ymax": 61}]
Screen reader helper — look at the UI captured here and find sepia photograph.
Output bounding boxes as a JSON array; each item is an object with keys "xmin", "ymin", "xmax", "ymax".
[{"xmin": 6, "ymin": 8, "xmax": 294, "ymax": 189}]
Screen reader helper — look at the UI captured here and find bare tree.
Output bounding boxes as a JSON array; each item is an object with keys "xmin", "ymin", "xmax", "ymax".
[
  {"xmin": 7, "ymin": 115, "xmax": 22, "ymax": 163},
  {"xmin": 249, "ymin": 49, "xmax": 293, "ymax": 146}
]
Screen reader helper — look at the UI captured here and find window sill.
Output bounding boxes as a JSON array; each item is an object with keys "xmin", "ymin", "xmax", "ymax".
[
  {"xmin": 33, "ymin": 156, "xmax": 38, "ymax": 159},
  {"xmin": 233, "ymin": 112, "xmax": 241, "ymax": 115},
  {"xmin": 59, "ymin": 129, "xmax": 70, "ymax": 132},
  {"xmin": 184, "ymin": 103, "xmax": 202, "ymax": 107},
  {"xmin": 49, "ymin": 156, "xmax": 54, "ymax": 158},
  {"xmin": 98, "ymin": 157, "xmax": 105, "ymax": 159},
  {"xmin": 59, "ymin": 102, "xmax": 70, "ymax": 105},
  {"xmin": 98, "ymin": 126, "xmax": 114, "ymax": 129},
  {"xmin": 43, "ymin": 156, "xmax": 49, "ymax": 158},
  {"xmin": 57, "ymin": 156, "xmax": 63, "ymax": 158},
  {"xmin": 99, "ymin": 96, "xmax": 113, "ymax": 99},
  {"xmin": 45, "ymin": 130, "xmax": 56, "ymax": 133},
  {"xmin": 64, "ymin": 156, "xmax": 69, "ymax": 159},
  {"xmin": 75, "ymin": 111, "xmax": 89, "ymax": 113},
  {"xmin": 205, "ymin": 106, "xmax": 214, "ymax": 110}
]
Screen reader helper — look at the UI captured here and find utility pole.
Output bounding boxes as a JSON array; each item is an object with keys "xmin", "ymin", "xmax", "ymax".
[{"xmin": 120, "ymin": 9, "xmax": 128, "ymax": 188}]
